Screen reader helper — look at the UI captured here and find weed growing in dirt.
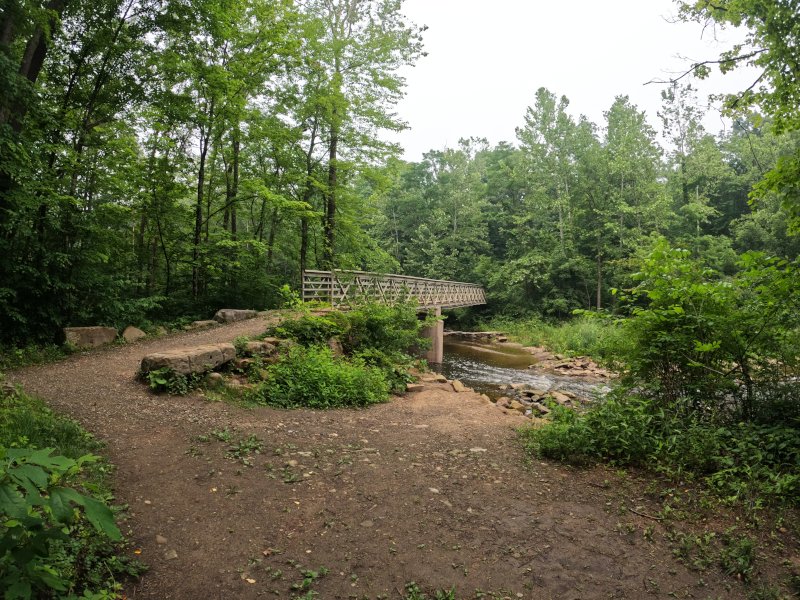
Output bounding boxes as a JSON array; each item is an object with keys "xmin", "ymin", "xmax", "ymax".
[
  {"xmin": 719, "ymin": 533, "xmax": 757, "ymax": 582},
  {"xmin": 144, "ymin": 367, "xmax": 203, "ymax": 395},
  {"xmin": 226, "ymin": 434, "xmax": 264, "ymax": 466}
]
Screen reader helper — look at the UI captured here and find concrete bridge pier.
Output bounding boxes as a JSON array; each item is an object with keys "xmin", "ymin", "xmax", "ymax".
[{"xmin": 421, "ymin": 307, "xmax": 444, "ymax": 364}]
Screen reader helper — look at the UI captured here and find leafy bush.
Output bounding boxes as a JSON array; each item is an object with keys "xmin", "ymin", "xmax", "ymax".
[
  {"xmin": 0, "ymin": 448, "xmax": 122, "ymax": 598},
  {"xmin": 247, "ymin": 346, "xmax": 390, "ymax": 409},
  {"xmin": 618, "ymin": 241, "xmax": 800, "ymax": 423},
  {"xmin": 0, "ymin": 345, "xmax": 69, "ymax": 371},
  {"xmin": 0, "ymin": 385, "xmax": 142, "ymax": 598},
  {"xmin": 144, "ymin": 367, "xmax": 203, "ymax": 395},
  {"xmin": 521, "ymin": 394, "xmax": 800, "ymax": 506},
  {"xmin": 265, "ymin": 302, "xmax": 432, "ymax": 393}
]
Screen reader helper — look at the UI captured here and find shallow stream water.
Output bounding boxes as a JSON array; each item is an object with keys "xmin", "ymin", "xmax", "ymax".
[{"xmin": 432, "ymin": 338, "xmax": 610, "ymax": 401}]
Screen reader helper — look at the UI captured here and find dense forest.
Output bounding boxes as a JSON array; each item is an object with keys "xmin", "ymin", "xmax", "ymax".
[{"xmin": 0, "ymin": 0, "xmax": 798, "ymax": 345}]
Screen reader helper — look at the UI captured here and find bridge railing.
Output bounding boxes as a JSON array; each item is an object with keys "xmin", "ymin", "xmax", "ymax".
[{"xmin": 302, "ymin": 270, "xmax": 486, "ymax": 309}]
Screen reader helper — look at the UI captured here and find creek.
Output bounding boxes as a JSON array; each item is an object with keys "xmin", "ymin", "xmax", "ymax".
[{"xmin": 431, "ymin": 337, "xmax": 610, "ymax": 402}]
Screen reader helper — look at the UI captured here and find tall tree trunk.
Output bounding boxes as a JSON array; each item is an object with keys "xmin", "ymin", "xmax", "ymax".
[
  {"xmin": 192, "ymin": 102, "xmax": 214, "ymax": 299},
  {"xmin": 323, "ymin": 121, "xmax": 338, "ymax": 268},
  {"xmin": 299, "ymin": 216, "xmax": 309, "ymax": 281},
  {"xmin": 230, "ymin": 135, "xmax": 239, "ymax": 240},
  {"xmin": 595, "ymin": 253, "xmax": 603, "ymax": 310}
]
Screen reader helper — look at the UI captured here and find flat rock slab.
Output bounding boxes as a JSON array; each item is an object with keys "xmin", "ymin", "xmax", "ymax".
[
  {"xmin": 140, "ymin": 343, "xmax": 236, "ymax": 376},
  {"xmin": 213, "ymin": 309, "xmax": 259, "ymax": 324},
  {"xmin": 64, "ymin": 326, "xmax": 117, "ymax": 348}
]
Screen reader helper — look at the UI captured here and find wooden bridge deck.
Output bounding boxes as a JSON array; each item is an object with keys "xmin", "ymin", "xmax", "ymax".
[{"xmin": 302, "ymin": 270, "xmax": 486, "ymax": 310}]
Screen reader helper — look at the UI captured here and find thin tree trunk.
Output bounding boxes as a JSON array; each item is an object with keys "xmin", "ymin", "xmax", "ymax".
[
  {"xmin": 596, "ymin": 253, "xmax": 603, "ymax": 311},
  {"xmin": 192, "ymin": 101, "xmax": 214, "ymax": 299},
  {"xmin": 323, "ymin": 122, "xmax": 338, "ymax": 268}
]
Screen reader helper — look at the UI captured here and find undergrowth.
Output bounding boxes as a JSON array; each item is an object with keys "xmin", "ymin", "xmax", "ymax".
[
  {"xmin": 521, "ymin": 393, "xmax": 800, "ymax": 509},
  {"xmin": 0, "ymin": 380, "xmax": 144, "ymax": 598},
  {"xmin": 481, "ymin": 315, "xmax": 629, "ymax": 366},
  {"xmin": 246, "ymin": 345, "xmax": 390, "ymax": 409}
]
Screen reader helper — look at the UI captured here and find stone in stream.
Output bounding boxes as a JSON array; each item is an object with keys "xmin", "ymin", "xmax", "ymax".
[
  {"xmin": 451, "ymin": 380, "xmax": 470, "ymax": 393},
  {"xmin": 64, "ymin": 326, "xmax": 117, "ymax": 349},
  {"xmin": 548, "ymin": 391, "xmax": 571, "ymax": 406}
]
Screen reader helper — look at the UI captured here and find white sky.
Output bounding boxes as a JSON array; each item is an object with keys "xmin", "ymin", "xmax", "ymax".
[{"xmin": 391, "ymin": 0, "xmax": 759, "ymax": 161}]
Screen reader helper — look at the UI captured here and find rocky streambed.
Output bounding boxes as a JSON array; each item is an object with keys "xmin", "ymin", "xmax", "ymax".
[{"xmin": 433, "ymin": 331, "xmax": 615, "ymax": 419}]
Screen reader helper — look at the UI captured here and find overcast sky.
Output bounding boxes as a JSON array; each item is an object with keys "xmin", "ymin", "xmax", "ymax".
[{"xmin": 391, "ymin": 0, "xmax": 757, "ymax": 161}]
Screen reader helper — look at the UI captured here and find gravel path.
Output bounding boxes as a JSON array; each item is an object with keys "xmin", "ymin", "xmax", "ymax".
[{"xmin": 8, "ymin": 315, "xmax": 746, "ymax": 599}]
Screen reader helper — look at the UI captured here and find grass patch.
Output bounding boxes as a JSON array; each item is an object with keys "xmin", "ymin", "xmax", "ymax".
[{"xmin": 481, "ymin": 315, "xmax": 629, "ymax": 366}]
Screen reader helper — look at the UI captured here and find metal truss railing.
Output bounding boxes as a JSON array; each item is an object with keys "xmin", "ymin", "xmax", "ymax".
[{"xmin": 302, "ymin": 270, "xmax": 486, "ymax": 309}]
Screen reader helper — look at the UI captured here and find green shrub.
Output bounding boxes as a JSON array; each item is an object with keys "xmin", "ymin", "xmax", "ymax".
[
  {"xmin": 248, "ymin": 346, "xmax": 390, "ymax": 409},
  {"xmin": 144, "ymin": 367, "xmax": 203, "ymax": 395},
  {"xmin": 0, "ymin": 386, "xmax": 143, "ymax": 598},
  {"xmin": 618, "ymin": 241, "xmax": 800, "ymax": 422},
  {"xmin": 521, "ymin": 394, "xmax": 657, "ymax": 465},
  {"xmin": 267, "ymin": 313, "xmax": 346, "ymax": 347},
  {"xmin": 265, "ymin": 302, "xmax": 432, "ymax": 394},
  {"xmin": 521, "ymin": 394, "xmax": 800, "ymax": 506}
]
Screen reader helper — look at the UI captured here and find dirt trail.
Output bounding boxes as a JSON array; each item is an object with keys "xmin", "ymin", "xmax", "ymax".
[{"xmin": 9, "ymin": 315, "xmax": 744, "ymax": 599}]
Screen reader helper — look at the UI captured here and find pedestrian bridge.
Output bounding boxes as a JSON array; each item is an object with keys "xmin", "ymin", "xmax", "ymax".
[
  {"xmin": 302, "ymin": 270, "xmax": 486, "ymax": 363},
  {"xmin": 302, "ymin": 270, "xmax": 486, "ymax": 309}
]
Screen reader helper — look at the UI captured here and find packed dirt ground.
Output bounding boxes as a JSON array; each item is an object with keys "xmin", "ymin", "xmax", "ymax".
[{"xmin": 9, "ymin": 314, "xmax": 792, "ymax": 599}]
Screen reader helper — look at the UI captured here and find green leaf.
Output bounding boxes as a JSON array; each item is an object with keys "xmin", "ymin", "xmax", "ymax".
[
  {"xmin": 0, "ymin": 483, "xmax": 27, "ymax": 519},
  {"xmin": 51, "ymin": 487, "xmax": 121, "ymax": 540}
]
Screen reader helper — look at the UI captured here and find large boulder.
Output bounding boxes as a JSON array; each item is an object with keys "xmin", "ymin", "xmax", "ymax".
[
  {"xmin": 213, "ymin": 309, "xmax": 258, "ymax": 324},
  {"xmin": 64, "ymin": 327, "xmax": 117, "ymax": 349},
  {"xmin": 140, "ymin": 343, "xmax": 236, "ymax": 376},
  {"xmin": 122, "ymin": 326, "xmax": 146, "ymax": 343}
]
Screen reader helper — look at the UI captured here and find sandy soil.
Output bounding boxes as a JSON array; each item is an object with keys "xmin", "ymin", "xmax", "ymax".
[{"xmin": 9, "ymin": 315, "xmax": 754, "ymax": 599}]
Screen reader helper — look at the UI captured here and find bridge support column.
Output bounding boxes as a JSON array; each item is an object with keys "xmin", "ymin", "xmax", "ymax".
[{"xmin": 421, "ymin": 307, "xmax": 443, "ymax": 364}]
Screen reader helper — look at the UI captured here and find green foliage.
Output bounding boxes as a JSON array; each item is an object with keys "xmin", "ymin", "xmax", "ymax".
[
  {"xmin": 0, "ymin": 447, "xmax": 122, "ymax": 598},
  {"xmin": 0, "ymin": 345, "xmax": 70, "ymax": 372},
  {"xmin": 618, "ymin": 240, "xmax": 800, "ymax": 422},
  {"xmin": 719, "ymin": 534, "xmax": 756, "ymax": 582},
  {"xmin": 483, "ymin": 315, "xmax": 630, "ymax": 366},
  {"xmin": 0, "ymin": 385, "xmax": 140, "ymax": 599},
  {"xmin": 145, "ymin": 368, "xmax": 203, "ymax": 396},
  {"xmin": 247, "ymin": 345, "xmax": 390, "ymax": 409},
  {"xmin": 521, "ymin": 395, "xmax": 800, "ymax": 507},
  {"xmin": 268, "ymin": 314, "xmax": 346, "ymax": 347},
  {"xmin": 268, "ymin": 302, "xmax": 430, "ymax": 392},
  {"xmin": 403, "ymin": 583, "xmax": 456, "ymax": 600}
]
